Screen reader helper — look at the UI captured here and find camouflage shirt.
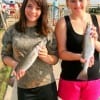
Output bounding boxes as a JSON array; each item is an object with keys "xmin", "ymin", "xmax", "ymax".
[{"xmin": 1, "ymin": 24, "xmax": 57, "ymax": 88}]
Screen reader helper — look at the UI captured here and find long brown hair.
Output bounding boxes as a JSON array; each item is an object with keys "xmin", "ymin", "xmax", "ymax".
[{"xmin": 15, "ymin": 0, "xmax": 51, "ymax": 35}]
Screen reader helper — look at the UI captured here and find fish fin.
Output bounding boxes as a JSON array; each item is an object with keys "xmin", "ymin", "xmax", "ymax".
[{"xmin": 77, "ymin": 70, "xmax": 88, "ymax": 80}]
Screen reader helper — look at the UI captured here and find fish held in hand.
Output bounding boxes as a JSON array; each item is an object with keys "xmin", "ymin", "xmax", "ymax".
[
  {"xmin": 15, "ymin": 38, "xmax": 47, "ymax": 72},
  {"xmin": 77, "ymin": 23, "xmax": 95, "ymax": 80}
]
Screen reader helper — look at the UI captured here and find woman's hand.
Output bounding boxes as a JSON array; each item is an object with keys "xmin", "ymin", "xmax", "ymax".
[
  {"xmin": 80, "ymin": 56, "xmax": 94, "ymax": 68},
  {"xmin": 13, "ymin": 69, "xmax": 26, "ymax": 80},
  {"xmin": 37, "ymin": 45, "xmax": 57, "ymax": 64},
  {"xmin": 38, "ymin": 45, "xmax": 48, "ymax": 60},
  {"xmin": 88, "ymin": 56, "xmax": 94, "ymax": 67},
  {"xmin": 90, "ymin": 25, "xmax": 98, "ymax": 42}
]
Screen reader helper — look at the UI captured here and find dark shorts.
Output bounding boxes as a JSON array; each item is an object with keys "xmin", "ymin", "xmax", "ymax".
[{"xmin": 18, "ymin": 82, "xmax": 58, "ymax": 100}]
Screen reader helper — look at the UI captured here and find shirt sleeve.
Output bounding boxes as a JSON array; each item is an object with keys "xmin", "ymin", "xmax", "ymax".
[
  {"xmin": 46, "ymin": 32, "xmax": 58, "ymax": 56},
  {"xmin": 1, "ymin": 27, "xmax": 13, "ymax": 59}
]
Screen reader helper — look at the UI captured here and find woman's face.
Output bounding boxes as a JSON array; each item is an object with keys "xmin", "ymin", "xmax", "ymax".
[
  {"xmin": 67, "ymin": 0, "xmax": 88, "ymax": 15},
  {"xmin": 25, "ymin": 0, "xmax": 41, "ymax": 26}
]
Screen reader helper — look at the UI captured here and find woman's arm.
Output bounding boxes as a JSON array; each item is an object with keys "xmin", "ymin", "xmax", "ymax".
[
  {"xmin": 38, "ymin": 49, "xmax": 58, "ymax": 65},
  {"xmin": 2, "ymin": 56, "xmax": 18, "ymax": 69},
  {"xmin": 1, "ymin": 26, "xmax": 18, "ymax": 69},
  {"xmin": 55, "ymin": 17, "xmax": 81, "ymax": 61},
  {"xmin": 38, "ymin": 38, "xmax": 58, "ymax": 65},
  {"xmin": 94, "ymin": 15, "xmax": 100, "ymax": 52}
]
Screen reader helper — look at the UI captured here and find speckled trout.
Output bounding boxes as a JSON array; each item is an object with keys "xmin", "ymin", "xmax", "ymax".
[
  {"xmin": 77, "ymin": 23, "xmax": 95, "ymax": 80},
  {"xmin": 15, "ymin": 38, "xmax": 47, "ymax": 72}
]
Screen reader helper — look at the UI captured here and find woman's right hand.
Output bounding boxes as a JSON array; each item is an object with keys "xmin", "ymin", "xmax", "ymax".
[
  {"xmin": 80, "ymin": 56, "xmax": 94, "ymax": 68},
  {"xmin": 13, "ymin": 69, "xmax": 26, "ymax": 80}
]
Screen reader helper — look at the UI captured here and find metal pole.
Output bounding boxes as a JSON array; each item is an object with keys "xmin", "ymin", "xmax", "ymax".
[
  {"xmin": 0, "ymin": 2, "xmax": 7, "ymax": 30},
  {"xmin": 0, "ymin": 11, "xmax": 7, "ymax": 30}
]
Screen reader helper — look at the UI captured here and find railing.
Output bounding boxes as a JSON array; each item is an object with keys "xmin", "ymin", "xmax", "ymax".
[{"xmin": 48, "ymin": 4, "xmax": 70, "ymax": 26}]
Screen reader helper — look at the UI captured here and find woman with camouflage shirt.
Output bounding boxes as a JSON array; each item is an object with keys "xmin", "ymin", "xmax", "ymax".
[{"xmin": 1, "ymin": 0, "xmax": 58, "ymax": 100}]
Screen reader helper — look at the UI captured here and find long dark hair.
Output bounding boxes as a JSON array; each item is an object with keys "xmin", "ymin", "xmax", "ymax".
[{"xmin": 15, "ymin": 0, "xmax": 51, "ymax": 36}]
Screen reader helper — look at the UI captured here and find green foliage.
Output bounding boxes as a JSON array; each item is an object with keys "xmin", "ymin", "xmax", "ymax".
[
  {"xmin": 0, "ymin": 67, "xmax": 12, "ymax": 100},
  {"xmin": 0, "ymin": 29, "xmax": 5, "ymax": 32}
]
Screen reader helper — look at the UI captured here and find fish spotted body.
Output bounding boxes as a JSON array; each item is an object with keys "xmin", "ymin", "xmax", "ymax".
[
  {"xmin": 15, "ymin": 38, "xmax": 47, "ymax": 72},
  {"xmin": 77, "ymin": 23, "xmax": 95, "ymax": 80}
]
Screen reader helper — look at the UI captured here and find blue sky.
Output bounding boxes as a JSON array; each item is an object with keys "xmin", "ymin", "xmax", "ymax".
[
  {"xmin": 90, "ymin": 0, "xmax": 100, "ymax": 4},
  {"xmin": 1, "ymin": 0, "xmax": 99, "ymax": 5},
  {"xmin": 15, "ymin": 0, "xmax": 99, "ymax": 5},
  {"xmin": 48, "ymin": 0, "xmax": 100, "ymax": 5}
]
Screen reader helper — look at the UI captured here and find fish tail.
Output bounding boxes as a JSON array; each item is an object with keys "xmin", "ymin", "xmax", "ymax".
[
  {"xmin": 77, "ymin": 70, "xmax": 88, "ymax": 80},
  {"xmin": 77, "ymin": 59, "xmax": 89, "ymax": 80}
]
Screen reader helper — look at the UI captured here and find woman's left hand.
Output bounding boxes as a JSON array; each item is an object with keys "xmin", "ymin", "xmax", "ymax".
[
  {"xmin": 88, "ymin": 56, "xmax": 94, "ymax": 68},
  {"xmin": 38, "ymin": 45, "xmax": 48, "ymax": 60},
  {"xmin": 90, "ymin": 25, "xmax": 98, "ymax": 42}
]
